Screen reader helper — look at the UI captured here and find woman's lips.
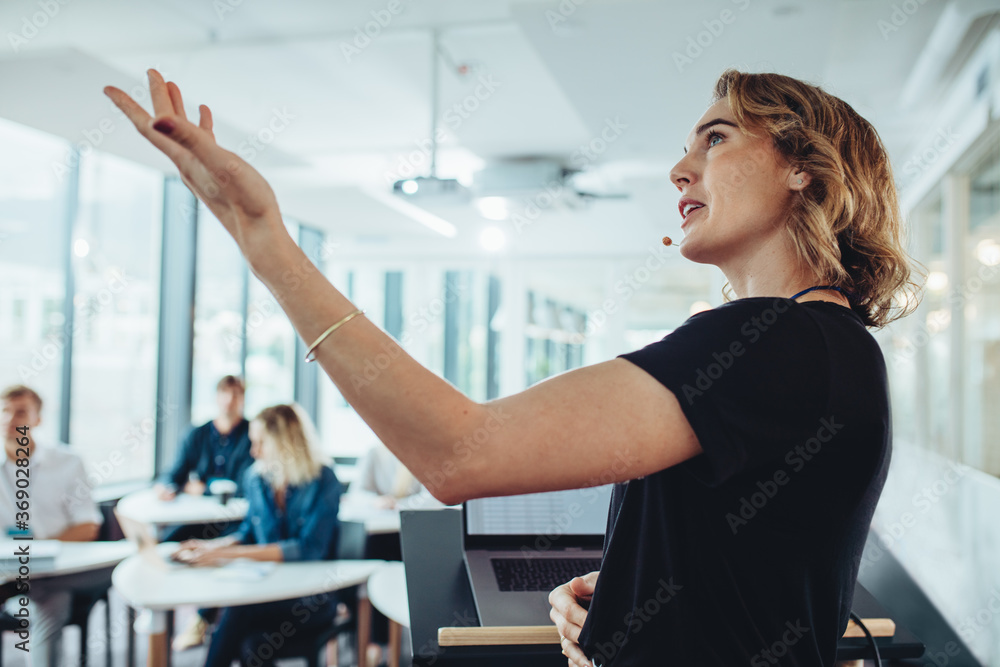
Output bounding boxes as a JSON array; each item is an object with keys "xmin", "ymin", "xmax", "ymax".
[{"xmin": 680, "ymin": 205, "xmax": 704, "ymax": 229}]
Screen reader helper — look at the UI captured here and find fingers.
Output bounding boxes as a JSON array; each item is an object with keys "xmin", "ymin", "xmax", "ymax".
[
  {"xmin": 166, "ymin": 81, "xmax": 189, "ymax": 122},
  {"xmin": 147, "ymin": 103, "xmax": 236, "ymax": 179},
  {"xmin": 103, "ymin": 85, "xmax": 192, "ymax": 166},
  {"xmin": 147, "ymin": 69, "xmax": 174, "ymax": 119},
  {"xmin": 198, "ymin": 104, "xmax": 215, "ymax": 139},
  {"xmin": 549, "ymin": 607, "xmax": 582, "ymax": 643},
  {"xmin": 570, "ymin": 573, "xmax": 598, "ymax": 596},
  {"xmin": 560, "ymin": 635, "xmax": 590, "ymax": 666},
  {"xmin": 550, "ymin": 585, "xmax": 589, "ymax": 629}
]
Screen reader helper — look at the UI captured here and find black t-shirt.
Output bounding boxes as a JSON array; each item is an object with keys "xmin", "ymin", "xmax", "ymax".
[{"xmin": 577, "ymin": 298, "xmax": 891, "ymax": 666}]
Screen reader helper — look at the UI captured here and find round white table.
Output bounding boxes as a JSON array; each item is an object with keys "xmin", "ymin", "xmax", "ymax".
[
  {"xmin": 115, "ymin": 487, "xmax": 248, "ymax": 529},
  {"xmin": 112, "ymin": 542, "xmax": 384, "ymax": 667},
  {"xmin": 0, "ymin": 539, "xmax": 136, "ymax": 583},
  {"xmin": 365, "ymin": 562, "xmax": 409, "ymax": 667}
]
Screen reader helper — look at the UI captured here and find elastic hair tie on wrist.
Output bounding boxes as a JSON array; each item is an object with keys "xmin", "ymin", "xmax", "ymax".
[{"xmin": 304, "ymin": 309, "xmax": 365, "ymax": 362}]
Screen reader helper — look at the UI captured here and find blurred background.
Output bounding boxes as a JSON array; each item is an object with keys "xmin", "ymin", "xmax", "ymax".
[{"xmin": 0, "ymin": 0, "xmax": 998, "ymax": 663}]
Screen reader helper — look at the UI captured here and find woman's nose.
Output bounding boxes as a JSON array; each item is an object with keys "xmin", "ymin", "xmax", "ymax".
[{"xmin": 670, "ymin": 155, "xmax": 697, "ymax": 191}]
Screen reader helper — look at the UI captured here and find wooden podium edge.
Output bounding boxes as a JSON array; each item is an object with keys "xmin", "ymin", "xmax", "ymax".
[{"xmin": 437, "ymin": 618, "xmax": 896, "ymax": 647}]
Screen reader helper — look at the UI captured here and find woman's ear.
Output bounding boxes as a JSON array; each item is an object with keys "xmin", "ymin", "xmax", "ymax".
[{"xmin": 790, "ymin": 170, "xmax": 811, "ymax": 191}]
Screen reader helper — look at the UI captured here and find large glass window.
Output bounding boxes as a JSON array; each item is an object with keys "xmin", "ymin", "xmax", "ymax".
[
  {"xmin": 966, "ymin": 143, "xmax": 1000, "ymax": 476},
  {"xmin": 191, "ymin": 203, "xmax": 247, "ymax": 425},
  {"xmin": 243, "ymin": 222, "xmax": 300, "ymax": 419},
  {"xmin": 0, "ymin": 119, "xmax": 70, "ymax": 446},
  {"xmin": 525, "ymin": 291, "xmax": 586, "ymax": 387},
  {"xmin": 70, "ymin": 152, "xmax": 163, "ymax": 484},
  {"xmin": 921, "ymin": 194, "xmax": 951, "ymax": 458}
]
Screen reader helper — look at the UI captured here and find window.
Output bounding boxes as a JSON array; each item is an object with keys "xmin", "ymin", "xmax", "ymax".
[
  {"xmin": 70, "ymin": 151, "xmax": 163, "ymax": 484},
  {"xmin": 243, "ymin": 222, "xmax": 300, "ymax": 419},
  {"xmin": 965, "ymin": 144, "xmax": 1000, "ymax": 476},
  {"xmin": 0, "ymin": 118, "xmax": 70, "ymax": 446},
  {"xmin": 191, "ymin": 203, "xmax": 247, "ymax": 425},
  {"xmin": 525, "ymin": 291, "xmax": 586, "ymax": 387}
]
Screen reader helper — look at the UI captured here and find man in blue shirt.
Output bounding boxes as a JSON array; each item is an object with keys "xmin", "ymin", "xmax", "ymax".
[{"xmin": 156, "ymin": 375, "xmax": 254, "ymax": 503}]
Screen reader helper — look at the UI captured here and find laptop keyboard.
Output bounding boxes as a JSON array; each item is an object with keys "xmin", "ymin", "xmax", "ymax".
[{"xmin": 491, "ymin": 557, "xmax": 602, "ymax": 592}]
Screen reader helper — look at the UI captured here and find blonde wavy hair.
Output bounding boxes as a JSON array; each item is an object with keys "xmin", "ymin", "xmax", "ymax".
[
  {"xmin": 251, "ymin": 403, "xmax": 323, "ymax": 489},
  {"xmin": 712, "ymin": 69, "xmax": 923, "ymax": 328}
]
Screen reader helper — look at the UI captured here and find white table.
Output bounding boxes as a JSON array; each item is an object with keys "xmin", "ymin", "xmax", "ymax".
[
  {"xmin": 112, "ymin": 543, "xmax": 383, "ymax": 667},
  {"xmin": 365, "ymin": 562, "xmax": 409, "ymax": 667},
  {"xmin": 0, "ymin": 540, "xmax": 136, "ymax": 582},
  {"xmin": 116, "ymin": 487, "xmax": 248, "ymax": 528},
  {"xmin": 338, "ymin": 496, "xmax": 450, "ymax": 535},
  {"xmin": 338, "ymin": 503, "xmax": 402, "ymax": 535}
]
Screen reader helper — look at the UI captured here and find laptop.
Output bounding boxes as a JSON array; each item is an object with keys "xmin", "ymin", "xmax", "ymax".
[
  {"xmin": 463, "ymin": 485, "xmax": 613, "ymax": 626},
  {"xmin": 114, "ymin": 509, "xmax": 186, "ymax": 569}
]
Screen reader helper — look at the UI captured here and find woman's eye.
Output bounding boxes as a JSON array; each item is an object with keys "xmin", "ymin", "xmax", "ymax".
[{"xmin": 707, "ymin": 132, "xmax": 723, "ymax": 148}]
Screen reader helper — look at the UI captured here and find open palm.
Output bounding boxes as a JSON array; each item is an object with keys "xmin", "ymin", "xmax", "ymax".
[{"xmin": 104, "ymin": 69, "xmax": 284, "ymax": 255}]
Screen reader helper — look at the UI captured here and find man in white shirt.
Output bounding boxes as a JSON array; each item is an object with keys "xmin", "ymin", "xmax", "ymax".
[
  {"xmin": 345, "ymin": 440, "xmax": 442, "ymax": 511},
  {"xmin": 0, "ymin": 384, "xmax": 104, "ymax": 667}
]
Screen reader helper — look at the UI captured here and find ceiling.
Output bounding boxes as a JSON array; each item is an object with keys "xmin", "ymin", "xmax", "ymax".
[{"xmin": 0, "ymin": 0, "xmax": 992, "ymax": 317}]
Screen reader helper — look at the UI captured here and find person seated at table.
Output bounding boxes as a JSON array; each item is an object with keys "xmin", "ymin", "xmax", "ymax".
[
  {"xmin": 161, "ymin": 376, "xmax": 257, "ymax": 651},
  {"xmin": 172, "ymin": 403, "xmax": 343, "ymax": 667},
  {"xmin": 346, "ymin": 439, "xmax": 442, "ymax": 511},
  {"xmin": 156, "ymin": 374, "xmax": 253, "ymax": 503},
  {"xmin": 0, "ymin": 384, "xmax": 106, "ymax": 667},
  {"xmin": 343, "ymin": 440, "xmax": 443, "ymax": 665}
]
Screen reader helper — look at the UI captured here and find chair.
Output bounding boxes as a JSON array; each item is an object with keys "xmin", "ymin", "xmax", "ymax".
[{"xmin": 272, "ymin": 520, "xmax": 369, "ymax": 667}]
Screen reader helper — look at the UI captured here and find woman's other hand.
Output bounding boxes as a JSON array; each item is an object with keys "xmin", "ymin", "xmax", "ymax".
[
  {"xmin": 103, "ymin": 69, "xmax": 286, "ymax": 263},
  {"xmin": 374, "ymin": 494, "xmax": 398, "ymax": 510},
  {"xmin": 154, "ymin": 483, "xmax": 176, "ymax": 501},
  {"xmin": 549, "ymin": 571, "xmax": 599, "ymax": 667}
]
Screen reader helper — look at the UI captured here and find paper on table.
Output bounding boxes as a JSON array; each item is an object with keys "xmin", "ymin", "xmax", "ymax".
[
  {"xmin": 0, "ymin": 539, "xmax": 62, "ymax": 557},
  {"xmin": 212, "ymin": 559, "xmax": 277, "ymax": 581}
]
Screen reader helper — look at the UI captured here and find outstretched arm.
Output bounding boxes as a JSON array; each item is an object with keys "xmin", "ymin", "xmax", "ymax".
[{"xmin": 105, "ymin": 70, "xmax": 701, "ymax": 505}]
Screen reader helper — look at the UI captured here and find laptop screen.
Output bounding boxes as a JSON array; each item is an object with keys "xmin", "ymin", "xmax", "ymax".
[{"xmin": 465, "ymin": 485, "xmax": 613, "ymax": 537}]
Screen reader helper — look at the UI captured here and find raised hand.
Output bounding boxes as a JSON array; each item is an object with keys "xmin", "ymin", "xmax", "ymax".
[{"xmin": 103, "ymin": 69, "xmax": 286, "ymax": 262}]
